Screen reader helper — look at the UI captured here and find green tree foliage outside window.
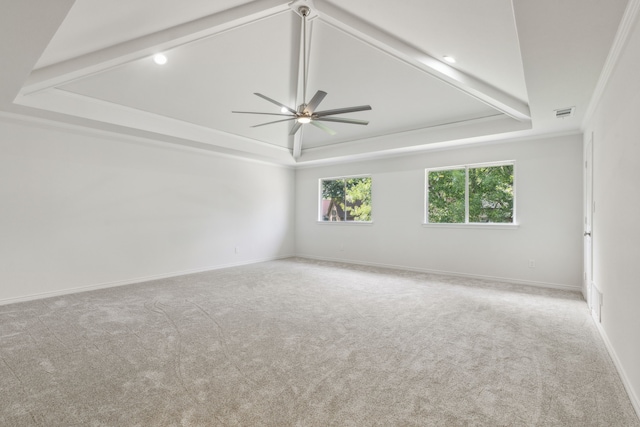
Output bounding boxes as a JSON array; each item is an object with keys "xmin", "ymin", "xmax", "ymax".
[
  {"xmin": 468, "ymin": 165, "xmax": 514, "ymax": 223},
  {"xmin": 321, "ymin": 177, "xmax": 372, "ymax": 222},
  {"xmin": 427, "ymin": 164, "xmax": 514, "ymax": 224},
  {"xmin": 427, "ymin": 169, "xmax": 466, "ymax": 223}
]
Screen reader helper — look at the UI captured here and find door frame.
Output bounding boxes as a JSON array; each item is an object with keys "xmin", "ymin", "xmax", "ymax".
[{"xmin": 584, "ymin": 133, "xmax": 594, "ymax": 309}]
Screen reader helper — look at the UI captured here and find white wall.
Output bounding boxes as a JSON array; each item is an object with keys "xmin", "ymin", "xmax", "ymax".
[
  {"xmin": 0, "ymin": 115, "xmax": 295, "ymax": 303},
  {"xmin": 583, "ymin": 6, "xmax": 640, "ymax": 414},
  {"xmin": 296, "ymin": 134, "xmax": 583, "ymax": 289}
]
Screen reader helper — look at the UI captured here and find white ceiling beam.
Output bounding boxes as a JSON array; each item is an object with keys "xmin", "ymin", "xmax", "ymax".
[
  {"xmin": 297, "ymin": 115, "xmax": 532, "ymax": 164},
  {"xmin": 314, "ymin": 0, "xmax": 531, "ymax": 122},
  {"xmin": 0, "ymin": 0, "xmax": 75, "ymax": 105},
  {"xmin": 16, "ymin": 88, "xmax": 295, "ymax": 164},
  {"xmin": 22, "ymin": 0, "xmax": 291, "ymax": 95}
]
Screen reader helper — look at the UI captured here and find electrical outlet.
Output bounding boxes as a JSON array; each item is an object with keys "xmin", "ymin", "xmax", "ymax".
[{"xmin": 528, "ymin": 259, "xmax": 536, "ymax": 268}]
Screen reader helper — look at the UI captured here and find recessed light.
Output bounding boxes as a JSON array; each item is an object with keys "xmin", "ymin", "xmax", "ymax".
[
  {"xmin": 153, "ymin": 53, "xmax": 167, "ymax": 65},
  {"xmin": 443, "ymin": 56, "xmax": 456, "ymax": 64},
  {"xmin": 281, "ymin": 107, "xmax": 289, "ymax": 113}
]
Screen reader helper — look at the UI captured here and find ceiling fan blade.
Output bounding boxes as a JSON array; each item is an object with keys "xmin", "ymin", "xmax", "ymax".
[
  {"xmin": 251, "ymin": 117, "xmax": 297, "ymax": 128},
  {"xmin": 315, "ymin": 117, "xmax": 369, "ymax": 125},
  {"xmin": 311, "ymin": 120, "xmax": 337, "ymax": 135},
  {"xmin": 293, "ymin": 127, "xmax": 303, "ymax": 159},
  {"xmin": 254, "ymin": 93, "xmax": 297, "ymax": 114},
  {"xmin": 314, "ymin": 105, "xmax": 372, "ymax": 117},
  {"xmin": 232, "ymin": 111, "xmax": 294, "ymax": 117},
  {"xmin": 289, "ymin": 121, "xmax": 303, "ymax": 135},
  {"xmin": 304, "ymin": 90, "xmax": 327, "ymax": 114}
]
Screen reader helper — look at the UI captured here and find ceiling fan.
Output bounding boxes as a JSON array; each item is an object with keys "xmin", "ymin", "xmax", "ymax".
[{"xmin": 232, "ymin": 6, "xmax": 372, "ymax": 137}]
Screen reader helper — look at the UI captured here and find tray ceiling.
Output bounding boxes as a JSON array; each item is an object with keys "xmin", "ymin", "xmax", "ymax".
[{"xmin": 3, "ymin": 0, "xmax": 630, "ymax": 165}]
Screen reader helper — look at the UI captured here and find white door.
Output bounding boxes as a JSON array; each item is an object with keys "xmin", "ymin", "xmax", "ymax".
[{"xmin": 584, "ymin": 134, "xmax": 594, "ymax": 313}]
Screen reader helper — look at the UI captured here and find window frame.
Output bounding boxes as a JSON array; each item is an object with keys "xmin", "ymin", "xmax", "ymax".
[
  {"xmin": 318, "ymin": 174, "xmax": 373, "ymax": 224},
  {"xmin": 424, "ymin": 160, "xmax": 517, "ymax": 227}
]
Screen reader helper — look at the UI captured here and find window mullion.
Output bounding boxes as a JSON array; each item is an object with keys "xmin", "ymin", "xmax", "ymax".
[
  {"xmin": 424, "ymin": 170, "xmax": 429, "ymax": 224},
  {"xmin": 464, "ymin": 167, "xmax": 469, "ymax": 224},
  {"xmin": 343, "ymin": 179, "xmax": 347, "ymax": 221}
]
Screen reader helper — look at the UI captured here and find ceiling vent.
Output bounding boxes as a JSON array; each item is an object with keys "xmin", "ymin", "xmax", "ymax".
[{"xmin": 555, "ymin": 106, "xmax": 575, "ymax": 119}]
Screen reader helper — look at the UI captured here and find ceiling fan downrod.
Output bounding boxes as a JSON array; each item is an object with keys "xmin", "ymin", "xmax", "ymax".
[{"xmin": 299, "ymin": 6, "xmax": 310, "ymax": 107}]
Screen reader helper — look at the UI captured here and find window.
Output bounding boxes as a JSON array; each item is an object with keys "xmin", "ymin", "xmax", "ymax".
[
  {"xmin": 319, "ymin": 176, "xmax": 372, "ymax": 222},
  {"xmin": 426, "ymin": 162, "xmax": 514, "ymax": 224}
]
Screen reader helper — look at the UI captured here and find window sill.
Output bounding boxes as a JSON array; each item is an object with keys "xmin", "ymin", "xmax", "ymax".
[
  {"xmin": 422, "ymin": 223, "xmax": 519, "ymax": 230},
  {"xmin": 317, "ymin": 221, "xmax": 374, "ymax": 226}
]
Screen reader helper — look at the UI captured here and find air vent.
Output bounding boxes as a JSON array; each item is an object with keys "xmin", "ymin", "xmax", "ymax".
[{"xmin": 555, "ymin": 106, "xmax": 575, "ymax": 119}]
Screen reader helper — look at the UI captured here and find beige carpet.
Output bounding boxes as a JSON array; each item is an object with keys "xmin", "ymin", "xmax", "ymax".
[{"xmin": 0, "ymin": 258, "xmax": 638, "ymax": 426}]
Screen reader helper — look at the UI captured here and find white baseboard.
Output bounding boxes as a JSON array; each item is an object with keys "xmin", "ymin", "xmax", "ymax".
[
  {"xmin": 2, "ymin": 254, "xmax": 580, "ymax": 305},
  {"xmin": 0, "ymin": 254, "xmax": 294, "ymax": 306},
  {"xmin": 296, "ymin": 254, "xmax": 581, "ymax": 292},
  {"xmin": 592, "ymin": 317, "xmax": 640, "ymax": 420}
]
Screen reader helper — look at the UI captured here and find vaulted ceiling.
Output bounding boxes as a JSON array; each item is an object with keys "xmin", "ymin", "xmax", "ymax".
[{"xmin": 0, "ymin": 0, "xmax": 630, "ymax": 165}]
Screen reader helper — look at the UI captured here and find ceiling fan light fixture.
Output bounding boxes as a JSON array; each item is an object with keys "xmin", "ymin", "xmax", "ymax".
[{"xmin": 297, "ymin": 116, "xmax": 312, "ymax": 124}]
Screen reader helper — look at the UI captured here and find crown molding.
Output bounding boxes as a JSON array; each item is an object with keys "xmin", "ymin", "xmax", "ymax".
[{"xmin": 582, "ymin": 0, "xmax": 640, "ymax": 129}]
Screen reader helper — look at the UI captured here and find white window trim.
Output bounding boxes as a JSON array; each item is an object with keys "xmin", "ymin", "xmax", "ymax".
[
  {"xmin": 424, "ymin": 160, "xmax": 517, "ymax": 226},
  {"xmin": 318, "ymin": 174, "xmax": 373, "ymax": 224},
  {"xmin": 422, "ymin": 223, "xmax": 519, "ymax": 229},
  {"xmin": 316, "ymin": 220, "xmax": 374, "ymax": 225}
]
